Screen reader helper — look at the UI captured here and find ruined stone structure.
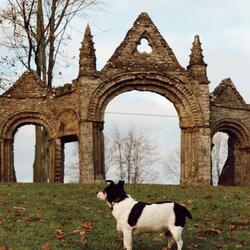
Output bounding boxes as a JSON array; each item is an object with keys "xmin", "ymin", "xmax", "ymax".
[{"xmin": 0, "ymin": 13, "xmax": 249, "ymax": 185}]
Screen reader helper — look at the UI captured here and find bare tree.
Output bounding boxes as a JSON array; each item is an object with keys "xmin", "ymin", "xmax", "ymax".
[
  {"xmin": 0, "ymin": 0, "xmax": 101, "ymax": 182},
  {"xmin": 64, "ymin": 125, "xmax": 159, "ymax": 184},
  {"xmin": 104, "ymin": 136, "xmax": 116, "ymax": 176},
  {"xmin": 105, "ymin": 125, "xmax": 159, "ymax": 184},
  {"xmin": 162, "ymin": 148, "xmax": 180, "ymax": 184},
  {"xmin": 0, "ymin": 0, "xmax": 100, "ymax": 86}
]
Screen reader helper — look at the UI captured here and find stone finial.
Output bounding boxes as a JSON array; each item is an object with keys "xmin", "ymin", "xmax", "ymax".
[
  {"xmin": 79, "ymin": 24, "xmax": 97, "ymax": 77},
  {"xmin": 187, "ymin": 35, "xmax": 209, "ymax": 83},
  {"xmin": 135, "ymin": 12, "xmax": 151, "ymax": 22},
  {"xmin": 188, "ymin": 35, "xmax": 207, "ymax": 68}
]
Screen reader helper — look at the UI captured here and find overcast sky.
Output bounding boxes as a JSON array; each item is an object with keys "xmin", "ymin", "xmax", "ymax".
[{"xmin": 1, "ymin": 0, "xmax": 250, "ymax": 183}]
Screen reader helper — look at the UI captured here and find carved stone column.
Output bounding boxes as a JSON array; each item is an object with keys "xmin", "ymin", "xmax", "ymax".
[
  {"xmin": 246, "ymin": 147, "xmax": 250, "ymax": 185},
  {"xmin": 234, "ymin": 146, "xmax": 250, "ymax": 186},
  {"xmin": 0, "ymin": 139, "xmax": 5, "ymax": 181},
  {"xmin": 93, "ymin": 121, "xmax": 105, "ymax": 182},
  {"xmin": 181, "ymin": 127, "xmax": 211, "ymax": 185},
  {"xmin": 49, "ymin": 138, "xmax": 64, "ymax": 183},
  {"xmin": 4, "ymin": 139, "xmax": 16, "ymax": 182},
  {"xmin": 48, "ymin": 139, "xmax": 55, "ymax": 182},
  {"xmin": 78, "ymin": 121, "xmax": 95, "ymax": 184}
]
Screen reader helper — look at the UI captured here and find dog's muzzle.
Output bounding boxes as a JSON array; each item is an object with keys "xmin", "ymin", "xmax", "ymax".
[{"xmin": 96, "ymin": 191, "xmax": 107, "ymax": 201}]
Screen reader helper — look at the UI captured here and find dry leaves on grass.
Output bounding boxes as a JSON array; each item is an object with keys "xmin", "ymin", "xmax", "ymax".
[
  {"xmin": 235, "ymin": 240, "xmax": 245, "ymax": 248},
  {"xmin": 53, "ymin": 221, "xmax": 93, "ymax": 245},
  {"xmin": 13, "ymin": 206, "xmax": 26, "ymax": 212},
  {"xmin": 0, "ymin": 247, "xmax": 13, "ymax": 250},
  {"xmin": 70, "ymin": 229, "xmax": 81, "ymax": 235},
  {"xmin": 80, "ymin": 231, "xmax": 86, "ymax": 243},
  {"xmin": 197, "ymin": 228, "xmax": 221, "ymax": 238},
  {"xmin": 69, "ymin": 229, "xmax": 86, "ymax": 242},
  {"xmin": 81, "ymin": 222, "xmax": 93, "ymax": 231},
  {"xmin": 41, "ymin": 242, "xmax": 52, "ymax": 250},
  {"xmin": 229, "ymin": 220, "xmax": 250, "ymax": 231},
  {"xmin": 54, "ymin": 229, "xmax": 65, "ymax": 239}
]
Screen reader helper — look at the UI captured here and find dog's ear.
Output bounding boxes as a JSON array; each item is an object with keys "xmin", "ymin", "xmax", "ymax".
[
  {"xmin": 106, "ymin": 180, "xmax": 114, "ymax": 186},
  {"xmin": 118, "ymin": 180, "xmax": 125, "ymax": 186}
]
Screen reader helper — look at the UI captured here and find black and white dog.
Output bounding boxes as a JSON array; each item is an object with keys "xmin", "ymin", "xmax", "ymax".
[{"xmin": 96, "ymin": 180, "xmax": 192, "ymax": 250}]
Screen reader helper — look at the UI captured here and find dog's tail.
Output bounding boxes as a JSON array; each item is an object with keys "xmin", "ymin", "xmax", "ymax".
[
  {"xmin": 174, "ymin": 203, "xmax": 192, "ymax": 224},
  {"xmin": 183, "ymin": 206, "xmax": 192, "ymax": 220},
  {"xmin": 172, "ymin": 203, "xmax": 192, "ymax": 227}
]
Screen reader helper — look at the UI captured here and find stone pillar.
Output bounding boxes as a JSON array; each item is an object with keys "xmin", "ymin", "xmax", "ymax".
[
  {"xmin": 235, "ymin": 146, "xmax": 250, "ymax": 186},
  {"xmin": 4, "ymin": 139, "xmax": 16, "ymax": 182},
  {"xmin": 79, "ymin": 121, "xmax": 95, "ymax": 184},
  {"xmin": 49, "ymin": 138, "xmax": 64, "ymax": 183},
  {"xmin": 93, "ymin": 121, "xmax": 105, "ymax": 182},
  {"xmin": 0, "ymin": 139, "xmax": 5, "ymax": 181},
  {"xmin": 246, "ymin": 147, "xmax": 250, "ymax": 185},
  {"xmin": 181, "ymin": 127, "xmax": 211, "ymax": 185},
  {"xmin": 48, "ymin": 139, "xmax": 55, "ymax": 182}
]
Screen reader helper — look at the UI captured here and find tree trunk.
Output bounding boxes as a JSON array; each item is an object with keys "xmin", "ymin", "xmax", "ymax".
[{"xmin": 33, "ymin": 0, "xmax": 49, "ymax": 182}]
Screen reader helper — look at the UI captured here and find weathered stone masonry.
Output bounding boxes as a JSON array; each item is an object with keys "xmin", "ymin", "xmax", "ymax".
[{"xmin": 0, "ymin": 13, "xmax": 249, "ymax": 185}]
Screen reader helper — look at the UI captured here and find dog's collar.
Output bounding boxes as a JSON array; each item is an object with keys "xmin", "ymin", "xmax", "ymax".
[{"xmin": 110, "ymin": 195, "xmax": 129, "ymax": 210}]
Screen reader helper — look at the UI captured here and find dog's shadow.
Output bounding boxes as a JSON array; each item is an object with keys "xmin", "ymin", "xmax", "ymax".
[{"xmin": 131, "ymin": 234, "xmax": 180, "ymax": 250}]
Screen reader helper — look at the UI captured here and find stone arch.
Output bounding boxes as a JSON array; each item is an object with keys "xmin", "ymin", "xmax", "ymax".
[
  {"xmin": 211, "ymin": 119, "xmax": 250, "ymax": 185},
  {"xmin": 0, "ymin": 111, "xmax": 57, "ymax": 182},
  {"xmin": 85, "ymin": 72, "xmax": 211, "ymax": 184},
  {"xmin": 0, "ymin": 111, "xmax": 55, "ymax": 140},
  {"xmin": 88, "ymin": 73, "xmax": 203, "ymax": 127},
  {"xmin": 211, "ymin": 118, "xmax": 249, "ymax": 146}
]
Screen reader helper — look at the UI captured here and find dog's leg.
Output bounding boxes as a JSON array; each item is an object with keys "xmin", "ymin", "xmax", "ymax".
[
  {"xmin": 165, "ymin": 230, "xmax": 174, "ymax": 249},
  {"xmin": 122, "ymin": 229, "xmax": 132, "ymax": 250},
  {"xmin": 169, "ymin": 226, "xmax": 183, "ymax": 250}
]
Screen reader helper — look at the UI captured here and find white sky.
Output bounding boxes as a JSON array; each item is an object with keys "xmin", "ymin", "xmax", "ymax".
[{"xmin": 1, "ymin": 0, "xmax": 250, "ymax": 182}]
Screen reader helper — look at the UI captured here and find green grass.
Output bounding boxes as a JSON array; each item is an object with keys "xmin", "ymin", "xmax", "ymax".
[{"xmin": 0, "ymin": 183, "xmax": 249, "ymax": 249}]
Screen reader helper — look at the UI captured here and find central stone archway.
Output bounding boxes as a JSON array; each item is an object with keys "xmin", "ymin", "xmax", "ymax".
[
  {"xmin": 88, "ymin": 73, "xmax": 203, "ymax": 126},
  {"xmin": 85, "ymin": 72, "xmax": 211, "ymax": 185}
]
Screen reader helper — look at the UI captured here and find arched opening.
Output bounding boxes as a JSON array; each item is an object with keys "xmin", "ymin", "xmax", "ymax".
[
  {"xmin": 14, "ymin": 124, "xmax": 49, "ymax": 183},
  {"xmin": 104, "ymin": 90, "xmax": 180, "ymax": 184},
  {"xmin": 88, "ymin": 74, "xmax": 207, "ymax": 185},
  {"xmin": 211, "ymin": 132, "xmax": 229, "ymax": 185},
  {"xmin": 14, "ymin": 125, "xmax": 35, "ymax": 182},
  {"xmin": 56, "ymin": 109, "xmax": 80, "ymax": 183},
  {"xmin": 211, "ymin": 120, "xmax": 249, "ymax": 186},
  {"xmin": 62, "ymin": 136, "xmax": 79, "ymax": 183}
]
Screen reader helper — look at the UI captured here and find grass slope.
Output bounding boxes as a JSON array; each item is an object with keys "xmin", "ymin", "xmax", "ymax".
[{"xmin": 0, "ymin": 183, "xmax": 249, "ymax": 250}]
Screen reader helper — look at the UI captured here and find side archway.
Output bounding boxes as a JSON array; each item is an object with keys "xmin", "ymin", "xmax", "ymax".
[
  {"xmin": 0, "ymin": 111, "xmax": 57, "ymax": 182},
  {"xmin": 211, "ymin": 119, "xmax": 250, "ymax": 185},
  {"xmin": 0, "ymin": 111, "xmax": 55, "ymax": 140}
]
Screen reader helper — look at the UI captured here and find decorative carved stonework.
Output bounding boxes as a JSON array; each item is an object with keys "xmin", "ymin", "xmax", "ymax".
[{"xmin": 57, "ymin": 110, "xmax": 79, "ymax": 138}]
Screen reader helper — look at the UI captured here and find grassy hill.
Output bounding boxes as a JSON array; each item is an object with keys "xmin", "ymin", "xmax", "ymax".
[{"xmin": 0, "ymin": 183, "xmax": 249, "ymax": 249}]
